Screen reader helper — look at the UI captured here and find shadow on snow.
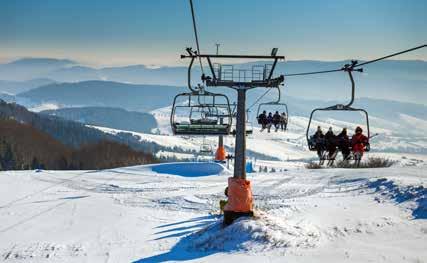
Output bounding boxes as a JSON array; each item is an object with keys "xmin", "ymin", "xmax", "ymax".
[
  {"xmin": 134, "ymin": 215, "xmax": 221, "ymax": 262},
  {"xmin": 368, "ymin": 178, "xmax": 426, "ymax": 219}
]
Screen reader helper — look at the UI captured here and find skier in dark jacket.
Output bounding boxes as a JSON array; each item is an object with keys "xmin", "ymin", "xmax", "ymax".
[
  {"xmin": 324, "ymin": 127, "xmax": 337, "ymax": 159},
  {"xmin": 272, "ymin": 111, "xmax": 281, "ymax": 132},
  {"xmin": 258, "ymin": 110, "xmax": 268, "ymax": 131},
  {"xmin": 311, "ymin": 126, "xmax": 325, "ymax": 158},
  {"xmin": 280, "ymin": 112, "xmax": 287, "ymax": 131},
  {"xmin": 337, "ymin": 128, "xmax": 351, "ymax": 160},
  {"xmin": 266, "ymin": 112, "xmax": 273, "ymax": 133}
]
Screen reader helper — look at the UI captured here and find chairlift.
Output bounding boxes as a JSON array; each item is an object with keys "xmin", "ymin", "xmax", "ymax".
[
  {"xmin": 199, "ymin": 144, "xmax": 213, "ymax": 154},
  {"xmin": 170, "ymin": 50, "xmax": 234, "ymax": 135},
  {"xmin": 171, "ymin": 90, "xmax": 233, "ymax": 135},
  {"xmin": 199, "ymin": 136, "xmax": 213, "ymax": 154},
  {"xmin": 305, "ymin": 61, "xmax": 370, "ymax": 164},
  {"xmin": 256, "ymin": 85, "xmax": 289, "ymax": 131}
]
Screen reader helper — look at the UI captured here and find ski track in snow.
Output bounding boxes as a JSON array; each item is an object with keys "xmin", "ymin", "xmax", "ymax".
[{"xmin": 0, "ymin": 162, "xmax": 426, "ymax": 262}]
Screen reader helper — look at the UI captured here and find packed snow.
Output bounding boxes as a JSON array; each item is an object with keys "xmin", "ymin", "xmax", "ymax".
[
  {"xmin": 0, "ymin": 161, "xmax": 426, "ymax": 262},
  {"xmin": 1, "ymin": 105, "xmax": 426, "ymax": 262},
  {"xmin": 90, "ymin": 111, "xmax": 427, "ymax": 163}
]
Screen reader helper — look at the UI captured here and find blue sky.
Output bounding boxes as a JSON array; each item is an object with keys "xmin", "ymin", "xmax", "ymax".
[{"xmin": 1, "ymin": 0, "xmax": 426, "ymax": 66}]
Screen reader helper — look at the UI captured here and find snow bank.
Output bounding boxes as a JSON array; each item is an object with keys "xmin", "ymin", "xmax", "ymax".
[
  {"xmin": 151, "ymin": 162, "xmax": 229, "ymax": 177},
  {"xmin": 368, "ymin": 178, "xmax": 427, "ymax": 219},
  {"xmin": 188, "ymin": 212, "xmax": 320, "ymax": 252}
]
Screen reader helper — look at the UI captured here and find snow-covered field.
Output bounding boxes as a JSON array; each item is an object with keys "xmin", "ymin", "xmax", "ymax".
[
  {"xmin": 0, "ymin": 162, "xmax": 426, "ymax": 262},
  {"xmin": 1, "ymin": 105, "xmax": 426, "ymax": 262},
  {"xmin": 90, "ymin": 113, "xmax": 427, "ymax": 164}
]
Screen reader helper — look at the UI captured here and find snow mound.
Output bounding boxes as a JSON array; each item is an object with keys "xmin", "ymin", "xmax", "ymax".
[
  {"xmin": 188, "ymin": 212, "xmax": 320, "ymax": 252},
  {"xmin": 368, "ymin": 178, "xmax": 427, "ymax": 219},
  {"xmin": 151, "ymin": 162, "xmax": 229, "ymax": 177}
]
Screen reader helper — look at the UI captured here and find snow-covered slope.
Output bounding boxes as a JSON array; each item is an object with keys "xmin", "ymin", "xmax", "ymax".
[
  {"xmin": 91, "ymin": 103, "xmax": 427, "ymax": 163},
  {"xmin": 0, "ymin": 162, "xmax": 425, "ymax": 262}
]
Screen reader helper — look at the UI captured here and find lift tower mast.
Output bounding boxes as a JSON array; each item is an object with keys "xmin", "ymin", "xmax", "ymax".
[{"xmin": 181, "ymin": 48, "xmax": 285, "ymax": 224}]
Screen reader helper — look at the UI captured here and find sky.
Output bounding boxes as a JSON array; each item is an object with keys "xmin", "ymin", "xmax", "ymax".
[{"xmin": 1, "ymin": 0, "xmax": 426, "ymax": 66}]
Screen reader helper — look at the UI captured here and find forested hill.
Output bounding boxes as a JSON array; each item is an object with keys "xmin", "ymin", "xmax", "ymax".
[
  {"xmin": 0, "ymin": 118, "xmax": 158, "ymax": 170},
  {"xmin": 0, "ymin": 99, "xmax": 118, "ymax": 148},
  {"xmin": 0, "ymin": 100, "xmax": 163, "ymax": 154},
  {"xmin": 0, "ymin": 100, "xmax": 202, "ymax": 163}
]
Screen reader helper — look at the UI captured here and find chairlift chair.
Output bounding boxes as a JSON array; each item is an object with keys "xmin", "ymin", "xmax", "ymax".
[
  {"xmin": 199, "ymin": 137, "xmax": 213, "ymax": 154},
  {"xmin": 256, "ymin": 103, "xmax": 289, "ymax": 125},
  {"xmin": 305, "ymin": 62, "xmax": 370, "ymax": 164},
  {"xmin": 255, "ymin": 86, "xmax": 289, "ymax": 131},
  {"xmin": 199, "ymin": 144, "xmax": 213, "ymax": 154},
  {"xmin": 170, "ymin": 91, "xmax": 233, "ymax": 135},
  {"xmin": 306, "ymin": 106, "xmax": 370, "ymax": 152}
]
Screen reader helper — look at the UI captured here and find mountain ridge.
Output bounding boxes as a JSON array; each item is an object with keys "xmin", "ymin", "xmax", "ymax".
[{"xmin": 1, "ymin": 58, "xmax": 426, "ymax": 104}]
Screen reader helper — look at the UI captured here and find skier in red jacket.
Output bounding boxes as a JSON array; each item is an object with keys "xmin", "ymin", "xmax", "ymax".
[{"xmin": 351, "ymin": 126, "xmax": 368, "ymax": 165}]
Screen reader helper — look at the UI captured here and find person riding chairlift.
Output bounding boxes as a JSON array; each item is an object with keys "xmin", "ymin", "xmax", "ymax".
[
  {"xmin": 351, "ymin": 126, "xmax": 368, "ymax": 162},
  {"xmin": 324, "ymin": 127, "xmax": 337, "ymax": 160},
  {"xmin": 311, "ymin": 126, "xmax": 325, "ymax": 158},
  {"xmin": 272, "ymin": 111, "xmax": 281, "ymax": 132},
  {"xmin": 266, "ymin": 112, "xmax": 274, "ymax": 133},
  {"xmin": 258, "ymin": 110, "xmax": 268, "ymax": 132},
  {"xmin": 280, "ymin": 112, "xmax": 287, "ymax": 131},
  {"xmin": 337, "ymin": 128, "xmax": 351, "ymax": 160}
]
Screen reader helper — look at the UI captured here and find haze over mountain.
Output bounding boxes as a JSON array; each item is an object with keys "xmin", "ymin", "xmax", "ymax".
[
  {"xmin": 0, "ymin": 78, "xmax": 55, "ymax": 94},
  {"xmin": 1, "ymin": 58, "xmax": 426, "ymax": 105},
  {"xmin": 19, "ymin": 80, "xmax": 187, "ymax": 112},
  {"xmin": 0, "ymin": 58, "xmax": 75, "ymax": 81},
  {"xmin": 14, "ymin": 79, "xmax": 427, "ymax": 135},
  {"xmin": 41, "ymin": 106, "xmax": 157, "ymax": 134}
]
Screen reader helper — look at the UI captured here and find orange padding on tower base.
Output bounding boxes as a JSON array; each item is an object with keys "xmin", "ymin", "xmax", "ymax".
[
  {"xmin": 224, "ymin": 177, "xmax": 253, "ymax": 212},
  {"xmin": 215, "ymin": 146, "xmax": 226, "ymax": 161}
]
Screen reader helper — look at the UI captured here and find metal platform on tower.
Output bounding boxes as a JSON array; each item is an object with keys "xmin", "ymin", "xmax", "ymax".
[{"xmin": 181, "ymin": 48, "xmax": 285, "ymax": 88}]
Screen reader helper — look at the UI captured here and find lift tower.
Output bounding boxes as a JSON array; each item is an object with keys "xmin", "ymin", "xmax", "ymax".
[{"xmin": 181, "ymin": 48, "xmax": 285, "ymax": 224}]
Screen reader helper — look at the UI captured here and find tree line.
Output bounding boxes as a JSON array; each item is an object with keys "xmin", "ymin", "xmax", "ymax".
[
  {"xmin": 0, "ymin": 99, "xmax": 208, "ymax": 169},
  {"xmin": 0, "ymin": 118, "xmax": 158, "ymax": 171}
]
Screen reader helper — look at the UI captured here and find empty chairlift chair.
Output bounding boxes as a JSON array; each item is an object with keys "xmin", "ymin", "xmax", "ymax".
[
  {"xmin": 199, "ymin": 137, "xmax": 213, "ymax": 154},
  {"xmin": 170, "ymin": 91, "xmax": 233, "ymax": 135}
]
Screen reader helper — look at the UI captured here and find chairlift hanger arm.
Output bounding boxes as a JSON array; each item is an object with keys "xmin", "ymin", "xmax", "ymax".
[
  {"xmin": 267, "ymin": 58, "xmax": 279, "ymax": 80},
  {"xmin": 206, "ymin": 57, "xmax": 217, "ymax": 80},
  {"xmin": 187, "ymin": 57, "xmax": 197, "ymax": 92},
  {"xmin": 345, "ymin": 68, "xmax": 355, "ymax": 107},
  {"xmin": 276, "ymin": 85, "xmax": 281, "ymax": 103}
]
